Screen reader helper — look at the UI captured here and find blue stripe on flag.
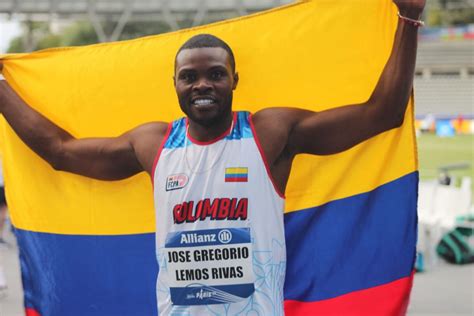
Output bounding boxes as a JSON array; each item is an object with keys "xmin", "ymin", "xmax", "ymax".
[
  {"xmin": 225, "ymin": 174, "xmax": 248, "ymax": 178},
  {"xmin": 284, "ymin": 172, "xmax": 418, "ymax": 302},
  {"xmin": 15, "ymin": 230, "xmax": 158, "ymax": 316}
]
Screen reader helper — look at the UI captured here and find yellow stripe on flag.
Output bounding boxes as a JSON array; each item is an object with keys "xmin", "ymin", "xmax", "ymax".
[
  {"xmin": 226, "ymin": 168, "xmax": 249, "ymax": 175},
  {"xmin": 0, "ymin": 0, "xmax": 416, "ymax": 234}
]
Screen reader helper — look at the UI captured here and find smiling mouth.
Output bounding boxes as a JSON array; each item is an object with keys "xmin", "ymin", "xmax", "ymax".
[{"xmin": 192, "ymin": 98, "xmax": 217, "ymax": 109}]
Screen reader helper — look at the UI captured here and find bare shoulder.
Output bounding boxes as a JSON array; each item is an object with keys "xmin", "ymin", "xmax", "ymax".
[
  {"xmin": 252, "ymin": 107, "xmax": 289, "ymax": 123},
  {"xmin": 128, "ymin": 121, "xmax": 170, "ymax": 176},
  {"xmin": 128, "ymin": 121, "xmax": 169, "ymax": 138},
  {"xmin": 252, "ymin": 107, "xmax": 312, "ymax": 142},
  {"xmin": 253, "ymin": 107, "xmax": 312, "ymax": 127},
  {"xmin": 251, "ymin": 107, "xmax": 309, "ymax": 164}
]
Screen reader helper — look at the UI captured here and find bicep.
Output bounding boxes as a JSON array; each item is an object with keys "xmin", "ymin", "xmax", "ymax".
[
  {"xmin": 289, "ymin": 103, "xmax": 388, "ymax": 155},
  {"xmin": 57, "ymin": 135, "xmax": 143, "ymax": 180}
]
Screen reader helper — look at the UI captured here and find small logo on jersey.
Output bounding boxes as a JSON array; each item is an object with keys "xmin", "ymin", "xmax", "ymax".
[
  {"xmin": 225, "ymin": 167, "xmax": 248, "ymax": 183},
  {"xmin": 218, "ymin": 229, "xmax": 232, "ymax": 244},
  {"xmin": 166, "ymin": 174, "xmax": 189, "ymax": 191}
]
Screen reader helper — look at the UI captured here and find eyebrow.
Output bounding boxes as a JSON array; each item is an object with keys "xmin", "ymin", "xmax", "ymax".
[
  {"xmin": 208, "ymin": 65, "xmax": 228, "ymax": 71},
  {"xmin": 177, "ymin": 68, "xmax": 196, "ymax": 75},
  {"xmin": 177, "ymin": 64, "xmax": 229, "ymax": 76}
]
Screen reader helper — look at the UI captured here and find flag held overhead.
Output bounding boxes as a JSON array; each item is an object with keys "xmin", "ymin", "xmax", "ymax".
[{"xmin": 0, "ymin": 0, "xmax": 417, "ymax": 315}]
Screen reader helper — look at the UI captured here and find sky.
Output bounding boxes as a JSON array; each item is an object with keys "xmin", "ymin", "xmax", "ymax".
[{"xmin": 0, "ymin": 20, "xmax": 22, "ymax": 54}]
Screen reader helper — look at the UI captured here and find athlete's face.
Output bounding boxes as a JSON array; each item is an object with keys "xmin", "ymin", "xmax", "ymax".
[{"xmin": 174, "ymin": 47, "xmax": 238, "ymax": 127}]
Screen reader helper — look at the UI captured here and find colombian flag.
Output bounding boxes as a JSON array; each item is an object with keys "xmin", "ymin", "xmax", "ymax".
[
  {"xmin": 225, "ymin": 168, "xmax": 249, "ymax": 183},
  {"xmin": 0, "ymin": 0, "xmax": 417, "ymax": 315}
]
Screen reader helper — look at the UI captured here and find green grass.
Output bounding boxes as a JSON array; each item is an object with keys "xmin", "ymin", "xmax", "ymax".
[{"xmin": 417, "ymin": 134, "xmax": 473, "ymax": 195}]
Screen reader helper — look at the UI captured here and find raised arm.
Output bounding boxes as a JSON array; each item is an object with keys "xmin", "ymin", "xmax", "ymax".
[
  {"xmin": 0, "ymin": 64, "xmax": 167, "ymax": 180},
  {"xmin": 262, "ymin": 0, "xmax": 425, "ymax": 157},
  {"xmin": 251, "ymin": 0, "xmax": 425, "ymax": 193}
]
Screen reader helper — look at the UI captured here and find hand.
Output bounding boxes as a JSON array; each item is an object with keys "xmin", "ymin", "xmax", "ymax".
[{"xmin": 393, "ymin": 0, "xmax": 426, "ymax": 19}]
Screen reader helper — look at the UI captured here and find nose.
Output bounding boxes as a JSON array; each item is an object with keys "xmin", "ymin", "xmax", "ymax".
[{"xmin": 193, "ymin": 77, "xmax": 212, "ymax": 93}]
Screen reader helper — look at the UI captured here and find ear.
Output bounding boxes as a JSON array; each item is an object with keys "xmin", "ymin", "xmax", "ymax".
[{"xmin": 232, "ymin": 72, "xmax": 239, "ymax": 90}]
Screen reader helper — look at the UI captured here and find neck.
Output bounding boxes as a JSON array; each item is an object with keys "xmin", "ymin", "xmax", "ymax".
[{"xmin": 187, "ymin": 112, "xmax": 234, "ymax": 142}]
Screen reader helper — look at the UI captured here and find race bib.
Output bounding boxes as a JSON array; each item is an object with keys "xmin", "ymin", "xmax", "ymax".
[{"xmin": 165, "ymin": 227, "xmax": 255, "ymax": 305}]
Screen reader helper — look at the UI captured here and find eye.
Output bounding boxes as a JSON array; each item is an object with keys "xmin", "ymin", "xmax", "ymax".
[
  {"xmin": 179, "ymin": 72, "xmax": 196, "ymax": 83},
  {"xmin": 210, "ymin": 71, "xmax": 224, "ymax": 80}
]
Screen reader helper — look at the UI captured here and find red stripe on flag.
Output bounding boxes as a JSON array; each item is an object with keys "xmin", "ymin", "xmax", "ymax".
[
  {"xmin": 25, "ymin": 308, "xmax": 41, "ymax": 316},
  {"xmin": 284, "ymin": 272, "xmax": 414, "ymax": 316},
  {"xmin": 225, "ymin": 177, "xmax": 248, "ymax": 182}
]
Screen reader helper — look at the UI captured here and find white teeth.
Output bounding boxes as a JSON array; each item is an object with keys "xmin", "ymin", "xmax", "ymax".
[{"xmin": 194, "ymin": 99, "xmax": 215, "ymax": 106}]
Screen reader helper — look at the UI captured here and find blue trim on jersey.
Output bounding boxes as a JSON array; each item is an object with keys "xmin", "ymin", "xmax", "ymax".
[
  {"xmin": 164, "ymin": 111, "xmax": 253, "ymax": 149},
  {"xmin": 230, "ymin": 111, "xmax": 252, "ymax": 141},
  {"xmin": 165, "ymin": 118, "xmax": 187, "ymax": 149}
]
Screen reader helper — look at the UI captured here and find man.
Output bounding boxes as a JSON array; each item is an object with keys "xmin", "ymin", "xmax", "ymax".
[{"xmin": 0, "ymin": 0, "xmax": 425, "ymax": 314}]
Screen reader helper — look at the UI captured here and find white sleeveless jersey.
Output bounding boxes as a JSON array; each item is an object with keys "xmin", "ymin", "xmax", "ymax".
[{"xmin": 152, "ymin": 111, "xmax": 286, "ymax": 315}]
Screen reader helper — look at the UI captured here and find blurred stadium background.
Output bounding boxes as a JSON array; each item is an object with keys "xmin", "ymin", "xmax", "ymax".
[{"xmin": 0, "ymin": 0, "xmax": 473, "ymax": 315}]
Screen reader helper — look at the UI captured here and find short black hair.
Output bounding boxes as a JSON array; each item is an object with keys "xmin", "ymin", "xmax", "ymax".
[{"xmin": 175, "ymin": 34, "xmax": 236, "ymax": 73}]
